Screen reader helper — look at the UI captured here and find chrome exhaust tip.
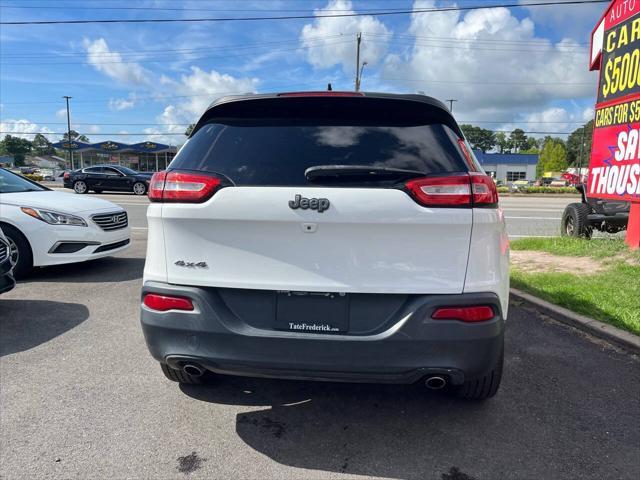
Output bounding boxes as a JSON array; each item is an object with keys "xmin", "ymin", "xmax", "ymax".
[
  {"xmin": 183, "ymin": 364, "xmax": 204, "ymax": 377},
  {"xmin": 425, "ymin": 376, "xmax": 446, "ymax": 390}
]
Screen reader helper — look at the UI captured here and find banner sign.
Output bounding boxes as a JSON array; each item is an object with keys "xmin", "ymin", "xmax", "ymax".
[{"xmin": 589, "ymin": 0, "xmax": 640, "ymax": 202}]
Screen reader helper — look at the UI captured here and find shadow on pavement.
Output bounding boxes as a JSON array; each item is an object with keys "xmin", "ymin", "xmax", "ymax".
[
  {"xmin": 181, "ymin": 377, "xmax": 488, "ymax": 480},
  {"xmin": 23, "ymin": 256, "xmax": 145, "ymax": 283},
  {"xmin": 0, "ymin": 299, "xmax": 89, "ymax": 356}
]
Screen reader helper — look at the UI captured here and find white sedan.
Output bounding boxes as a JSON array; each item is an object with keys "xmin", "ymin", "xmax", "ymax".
[{"xmin": 0, "ymin": 168, "xmax": 130, "ymax": 277}]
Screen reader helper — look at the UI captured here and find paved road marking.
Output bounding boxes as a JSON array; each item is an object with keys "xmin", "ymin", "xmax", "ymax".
[{"xmin": 505, "ymin": 216, "xmax": 562, "ymax": 220}]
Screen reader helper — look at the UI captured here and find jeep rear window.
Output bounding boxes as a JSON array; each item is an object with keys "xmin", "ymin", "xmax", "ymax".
[{"xmin": 169, "ymin": 120, "xmax": 468, "ymax": 186}]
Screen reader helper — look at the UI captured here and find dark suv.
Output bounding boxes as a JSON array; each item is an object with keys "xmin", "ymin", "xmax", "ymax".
[{"xmin": 64, "ymin": 165, "xmax": 152, "ymax": 195}]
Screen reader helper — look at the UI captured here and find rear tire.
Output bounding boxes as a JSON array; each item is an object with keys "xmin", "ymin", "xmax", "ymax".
[
  {"xmin": 160, "ymin": 363, "xmax": 204, "ymax": 384},
  {"xmin": 453, "ymin": 345, "xmax": 503, "ymax": 400},
  {"xmin": 73, "ymin": 180, "xmax": 88, "ymax": 194},
  {"xmin": 561, "ymin": 203, "xmax": 592, "ymax": 239},
  {"xmin": 132, "ymin": 182, "xmax": 147, "ymax": 196},
  {"xmin": 1, "ymin": 224, "xmax": 33, "ymax": 279}
]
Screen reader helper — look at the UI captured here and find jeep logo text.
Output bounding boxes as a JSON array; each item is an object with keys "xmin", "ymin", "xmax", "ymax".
[{"xmin": 288, "ymin": 194, "xmax": 330, "ymax": 213}]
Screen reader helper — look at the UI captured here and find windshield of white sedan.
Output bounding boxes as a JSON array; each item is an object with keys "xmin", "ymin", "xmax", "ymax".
[{"xmin": 0, "ymin": 169, "xmax": 47, "ymax": 193}]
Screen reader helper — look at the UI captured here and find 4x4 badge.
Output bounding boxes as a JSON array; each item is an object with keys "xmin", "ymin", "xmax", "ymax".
[
  {"xmin": 289, "ymin": 194, "xmax": 330, "ymax": 213},
  {"xmin": 175, "ymin": 260, "xmax": 208, "ymax": 268}
]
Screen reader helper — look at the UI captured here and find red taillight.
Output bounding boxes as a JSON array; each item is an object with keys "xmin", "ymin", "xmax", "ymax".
[
  {"xmin": 404, "ymin": 175, "xmax": 471, "ymax": 207},
  {"xmin": 432, "ymin": 306, "xmax": 494, "ymax": 323},
  {"xmin": 148, "ymin": 170, "xmax": 222, "ymax": 203},
  {"xmin": 470, "ymin": 172, "xmax": 499, "ymax": 206},
  {"xmin": 63, "ymin": 172, "xmax": 70, "ymax": 180},
  {"xmin": 143, "ymin": 293, "xmax": 194, "ymax": 312},
  {"xmin": 404, "ymin": 173, "xmax": 498, "ymax": 208},
  {"xmin": 277, "ymin": 91, "xmax": 364, "ymax": 97}
]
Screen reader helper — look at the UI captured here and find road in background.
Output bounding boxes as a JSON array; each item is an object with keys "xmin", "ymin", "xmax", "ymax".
[{"xmin": 66, "ymin": 190, "xmax": 582, "ymax": 238}]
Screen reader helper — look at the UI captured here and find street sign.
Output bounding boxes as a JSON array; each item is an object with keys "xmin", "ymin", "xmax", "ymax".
[{"xmin": 590, "ymin": 0, "xmax": 640, "ymax": 249}]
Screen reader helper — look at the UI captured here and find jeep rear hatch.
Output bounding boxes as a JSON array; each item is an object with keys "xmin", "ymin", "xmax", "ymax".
[{"xmin": 155, "ymin": 95, "xmax": 479, "ymax": 294}]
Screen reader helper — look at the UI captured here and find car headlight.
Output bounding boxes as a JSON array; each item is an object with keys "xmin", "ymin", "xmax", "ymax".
[{"xmin": 21, "ymin": 207, "xmax": 87, "ymax": 226}]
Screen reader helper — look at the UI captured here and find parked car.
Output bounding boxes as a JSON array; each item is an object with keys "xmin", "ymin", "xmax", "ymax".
[
  {"xmin": 0, "ymin": 227, "xmax": 15, "ymax": 294},
  {"xmin": 561, "ymin": 185, "xmax": 630, "ymax": 237},
  {"xmin": 0, "ymin": 168, "xmax": 131, "ymax": 277},
  {"xmin": 140, "ymin": 92, "xmax": 509, "ymax": 400},
  {"xmin": 510, "ymin": 179, "xmax": 532, "ymax": 191},
  {"xmin": 63, "ymin": 165, "xmax": 152, "ymax": 195}
]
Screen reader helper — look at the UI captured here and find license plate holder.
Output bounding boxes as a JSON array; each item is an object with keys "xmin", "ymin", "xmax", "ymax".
[{"xmin": 275, "ymin": 291, "xmax": 349, "ymax": 333}]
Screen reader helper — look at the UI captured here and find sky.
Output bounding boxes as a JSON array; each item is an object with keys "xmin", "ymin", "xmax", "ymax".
[{"xmin": 0, "ymin": 0, "xmax": 608, "ymax": 146}]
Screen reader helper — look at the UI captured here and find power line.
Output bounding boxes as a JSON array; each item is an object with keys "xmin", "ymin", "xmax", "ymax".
[
  {"xmin": 0, "ymin": 129, "xmax": 592, "ymax": 136},
  {"xmin": 0, "ymin": 39, "xmax": 353, "ymax": 65},
  {"xmin": 0, "ymin": 120, "xmax": 592, "ymax": 126},
  {"xmin": 0, "ymin": 1, "xmax": 609, "ymax": 25},
  {"xmin": 362, "ymin": 32, "xmax": 590, "ymax": 47},
  {"xmin": 0, "ymin": 34, "xmax": 343, "ymax": 58},
  {"xmin": 378, "ymin": 78, "xmax": 594, "ymax": 86}
]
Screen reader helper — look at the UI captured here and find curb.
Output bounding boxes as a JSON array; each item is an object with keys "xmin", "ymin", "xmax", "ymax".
[{"xmin": 510, "ymin": 288, "xmax": 640, "ymax": 355}]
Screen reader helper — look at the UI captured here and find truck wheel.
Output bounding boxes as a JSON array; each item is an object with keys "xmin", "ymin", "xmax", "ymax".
[
  {"xmin": 160, "ymin": 363, "xmax": 204, "ymax": 385},
  {"xmin": 453, "ymin": 346, "xmax": 503, "ymax": 400},
  {"xmin": 561, "ymin": 203, "xmax": 592, "ymax": 239}
]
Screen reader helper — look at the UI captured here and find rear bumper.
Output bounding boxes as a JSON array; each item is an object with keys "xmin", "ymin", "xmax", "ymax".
[{"xmin": 140, "ymin": 282, "xmax": 505, "ymax": 385}]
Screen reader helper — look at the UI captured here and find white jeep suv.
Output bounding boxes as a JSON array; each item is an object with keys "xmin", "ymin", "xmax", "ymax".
[{"xmin": 140, "ymin": 92, "xmax": 509, "ymax": 400}]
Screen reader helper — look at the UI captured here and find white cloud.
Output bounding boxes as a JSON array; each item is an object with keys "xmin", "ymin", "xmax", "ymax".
[
  {"xmin": 55, "ymin": 108, "xmax": 67, "ymax": 119},
  {"xmin": 381, "ymin": 1, "xmax": 597, "ymax": 119},
  {"xmin": 0, "ymin": 119, "xmax": 55, "ymax": 140},
  {"xmin": 83, "ymin": 38, "xmax": 151, "ymax": 86},
  {"xmin": 108, "ymin": 97, "xmax": 136, "ymax": 111},
  {"xmin": 148, "ymin": 67, "xmax": 258, "ymax": 143},
  {"xmin": 87, "ymin": 125, "xmax": 101, "ymax": 134},
  {"xmin": 300, "ymin": 0, "xmax": 391, "ymax": 72}
]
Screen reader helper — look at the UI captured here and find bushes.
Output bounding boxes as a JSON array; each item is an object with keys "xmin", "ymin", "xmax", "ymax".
[
  {"xmin": 498, "ymin": 186, "xmax": 578, "ymax": 194},
  {"xmin": 519, "ymin": 186, "xmax": 578, "ymax": 194},
  {"xmin": 22, "ymin": 173, "xmax": 44, "ymax": 182}
]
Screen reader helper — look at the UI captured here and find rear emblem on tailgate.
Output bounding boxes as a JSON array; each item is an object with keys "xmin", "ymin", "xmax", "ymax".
[
  {"xmin": 289, "ymin": 194, "xmax": 330, "ymax": 213},
  {"xmin": 174, "ymin": 261, "xmax": 208, "ymax": 268}
]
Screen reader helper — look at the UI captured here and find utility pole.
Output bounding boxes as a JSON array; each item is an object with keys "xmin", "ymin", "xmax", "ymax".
[
  {"xmin": 359, "ymin": 61, "xmax": 368, "ymax": 91},
  {"xmin": 62, "ymin": 96, "xmax": 73, "ymax": 170},
  {"xmin": 355, "ymin": 32, "xmax": 362, "ymax": 91},
  {"xmin": 446, "ymin": 99, "xmax": 458, "ymax": 112}
]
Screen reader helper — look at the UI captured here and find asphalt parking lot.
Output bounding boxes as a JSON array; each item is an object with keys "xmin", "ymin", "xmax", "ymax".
[{"xmin": 1, "ymin": 196, "xmax": 639, "ymax": 480}]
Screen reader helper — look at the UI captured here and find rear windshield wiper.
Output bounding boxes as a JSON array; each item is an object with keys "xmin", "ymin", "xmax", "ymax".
[{"xmin": 305, "ymin": 165, "xmax": 426, "ymax": 182}]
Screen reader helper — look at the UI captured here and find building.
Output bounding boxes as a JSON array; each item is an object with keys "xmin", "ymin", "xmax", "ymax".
[
  {"xmin": 51, "ymin": 140, "xmax": 178, "ymax": 172},
  {"xmin": 473, "ymin": 151, "xmax": 539, "ymax": 182}
]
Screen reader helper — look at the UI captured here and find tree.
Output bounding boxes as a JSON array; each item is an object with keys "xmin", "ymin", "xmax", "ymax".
[
  {"xmin": 1, "ymin": 135, "xmax": 32, "ymax": 166},
  {"xmin": 62, "ymin": 130, "xmax": 90, "ymax": 143},
  {"xmin": 460, "ymin": 124, "xmax": 496, "ymax": 152},
  {"xmin": 32, "ymin": 133, "xmax": 54, "ymax": 155},
  {"xmin": 185, "ymin": 124, "xmax": 195, "ymax": 136},
  {"xmin": 508, "ymin": 128, "xmax": 528, "ymax": 153},
  {"xmin": 537, "ymin": 137, "xmax": 568, "ymax": 177},
  {"xmin": 566, "ymin": 120, "xmax": 594, "ymax": 167},
  {"xmin": 495, "ymin": 132, "xmax": 511, "ymax": 153}
]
